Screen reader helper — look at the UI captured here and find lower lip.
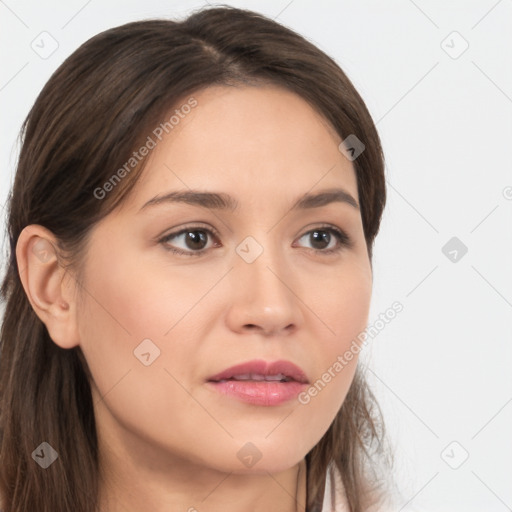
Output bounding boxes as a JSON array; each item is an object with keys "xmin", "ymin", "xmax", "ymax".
[{"xmin": 207, "ymin": 380, "xmax": 308, "ymax": 406}]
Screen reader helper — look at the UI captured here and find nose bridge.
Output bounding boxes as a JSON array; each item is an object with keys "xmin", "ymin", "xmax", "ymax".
[
  {"xmin": 227, "ymin": 232, "xmax": 303, "ymax": 334},
  {"xmin": 237, "ymin": 232, "xmax": 289, "ymax": 297}
]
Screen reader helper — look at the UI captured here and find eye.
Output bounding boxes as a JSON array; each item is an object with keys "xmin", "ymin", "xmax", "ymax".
[
  {"xmin": 294, "ymin": 225, "xmax": 352, "ymax": 255},
  {"xmin": 158, "ymin": 224, "xmax": 352, "ymax": 257},
  {"xmin": 158, "ymin": 225, "xmax": 220, "ymax": 257}
]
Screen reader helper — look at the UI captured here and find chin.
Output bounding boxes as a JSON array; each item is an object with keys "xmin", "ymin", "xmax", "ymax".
[{"xmin": 227, "ymin": 442, "xmax": 309, "ymax": 475}]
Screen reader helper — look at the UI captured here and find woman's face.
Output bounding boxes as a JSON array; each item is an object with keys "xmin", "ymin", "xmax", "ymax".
[{"xmin": 77, "ymin": 84, "xmax": 373, "ymax": 475}]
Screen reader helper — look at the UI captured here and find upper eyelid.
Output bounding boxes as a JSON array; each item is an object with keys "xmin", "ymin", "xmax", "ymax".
[
  {"xmin": 160, "ymin": 222, "xmax": 347, "ymax": 239},
  {"xmin": 160, "ymin": 223, "xmax": 221, "ymax": 240}
]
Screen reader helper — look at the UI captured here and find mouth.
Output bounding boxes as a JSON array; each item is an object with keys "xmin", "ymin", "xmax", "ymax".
[
  {"xmin": 207, "ymin": 359, "xmax": 309, "ymax": 384},
  {"xmin": 206, "ymin": 359, "xmax": 309, "ymax": 406}
]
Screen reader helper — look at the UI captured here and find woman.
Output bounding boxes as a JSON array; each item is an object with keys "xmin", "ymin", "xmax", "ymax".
[{"xmin": 0, "ymin": 6, "xmax": 392, "ymax": 511}]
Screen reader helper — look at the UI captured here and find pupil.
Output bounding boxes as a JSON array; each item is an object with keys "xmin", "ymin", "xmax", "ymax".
[
  {"xmin": 311, "ymin": 230, "xmax": 330, "ymax": 249},
  {"xmin": 186, "ymin": 231, "xmax": 207, "ymax": 250}
]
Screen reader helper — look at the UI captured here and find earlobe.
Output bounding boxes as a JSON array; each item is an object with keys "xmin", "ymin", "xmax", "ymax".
[{"xmin": 15, "ymin": 225, "xmax": 80, "ymax": 349}]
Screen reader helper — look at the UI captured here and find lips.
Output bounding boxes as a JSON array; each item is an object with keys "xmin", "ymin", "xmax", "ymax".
[
  {"xmin": 206, "ymin": 359, "xmax": 309, "ymax": 406},
  {"xmin": 207, "ymin": 359, "xmax": 309, "ymax": 384}
]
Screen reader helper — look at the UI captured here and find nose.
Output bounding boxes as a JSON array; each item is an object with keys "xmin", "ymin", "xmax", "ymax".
[{"xmin": 224, "ymin": 241, "xmax": 304, "ymax": 337}]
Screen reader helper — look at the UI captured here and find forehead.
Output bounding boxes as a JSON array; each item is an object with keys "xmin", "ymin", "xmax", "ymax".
[{"xmin": 122, "ymin": 84, "xmax": 358, "ymax": 213}]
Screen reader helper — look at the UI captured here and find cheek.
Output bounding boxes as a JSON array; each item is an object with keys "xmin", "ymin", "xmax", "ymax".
[
  {"xmin": 310, "ymin": 256, "xmax": 372, "ymax": 352},
  {"xmin": 300, "ymin": 259, "xmax": 372, "ymax": 420},
  {"xmin": 77, "ymin": 246, "xmax": 208, "ymax": 354},
  {"xmin": 75, "ymin": 247, "xmax": 224, "ymax": 420},
  {"xmin": 75, "ymin": 255, "xmax": 213, "ymax": 461}
]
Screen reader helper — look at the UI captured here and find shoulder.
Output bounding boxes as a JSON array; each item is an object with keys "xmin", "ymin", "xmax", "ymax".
[{"xmin": 323, "ymin": 463, "xmax": 431, "ymax": 512}]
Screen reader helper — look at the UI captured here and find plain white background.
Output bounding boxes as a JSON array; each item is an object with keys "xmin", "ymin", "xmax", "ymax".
[{"xmin": 1, "ymin": 1, "xmax": 511, "ymax": 510}]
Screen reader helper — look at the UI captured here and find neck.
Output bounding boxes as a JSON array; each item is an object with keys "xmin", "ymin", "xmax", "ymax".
[{"xmin": 96, "ymin": 416, "xmax": 308, "ymax": 512}]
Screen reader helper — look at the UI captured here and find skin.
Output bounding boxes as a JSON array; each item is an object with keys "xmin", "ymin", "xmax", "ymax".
[{"xmin": 16, "ymin": 84, "xmax": 373, "ymax": 512}]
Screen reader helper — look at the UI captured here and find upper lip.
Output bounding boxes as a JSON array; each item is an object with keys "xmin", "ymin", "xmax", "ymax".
[{"xmin": 207, "ymin": 359, "xmax": 309, "ymax": 384}]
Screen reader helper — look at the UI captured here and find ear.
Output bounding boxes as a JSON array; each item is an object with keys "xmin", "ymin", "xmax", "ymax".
[{"xmin": 16, "ymin": 225, "xmax": 80, "ymax": 349}]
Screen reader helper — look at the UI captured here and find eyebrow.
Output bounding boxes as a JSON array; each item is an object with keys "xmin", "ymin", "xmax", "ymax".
[{"xmin": 139, "ymin": 187, "xmax": 359, "ymax": 213}]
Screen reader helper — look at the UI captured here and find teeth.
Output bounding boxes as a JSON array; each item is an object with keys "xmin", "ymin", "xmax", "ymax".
[
  {"xmin": 233, "ymin": 373, "xmax": 255, "ymax": 381},
  {"xmin": 227, "ymin": 373, "xmax": 290, "ymax": 382},
  {"xmin": 262, "ymin": 373, "xmax": 288, "ymax": 381}
]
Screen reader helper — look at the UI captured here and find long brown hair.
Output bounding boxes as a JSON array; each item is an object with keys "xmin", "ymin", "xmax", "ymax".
[{"xmin": 0, "ymin": 6, "xmax": 389, "ymax": 511}]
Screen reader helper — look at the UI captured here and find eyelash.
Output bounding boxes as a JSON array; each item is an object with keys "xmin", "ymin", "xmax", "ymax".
[{"xmin": 158, "ymin": 223, "xmax": 352, "ymax": 257}]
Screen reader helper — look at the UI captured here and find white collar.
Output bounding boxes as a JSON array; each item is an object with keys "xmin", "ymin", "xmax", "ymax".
[{"xmin": 320, "ymin": 462, "xmax": 350, "ymax": 512}]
